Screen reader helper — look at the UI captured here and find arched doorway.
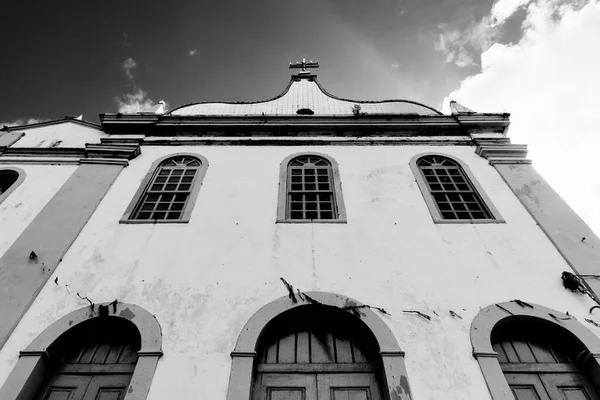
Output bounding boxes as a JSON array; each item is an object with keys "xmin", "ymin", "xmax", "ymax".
[
  {"xmin": 471, "ymin": 301, "xmax": 600, "ymax": 400},
  {"xmin": 492, "ymin": 319, "xmax": 600, "ymax": 400},
  {"xmin": 34, "ymin": 317, "xmax": 140, "ymax": 400},
  {"xmin": 0, "ymin": 302, "xmax": 163, "ymax": 400},
  {"xmin": 253, "ymin": 305, "xmax": 383, "ymax": 400}
]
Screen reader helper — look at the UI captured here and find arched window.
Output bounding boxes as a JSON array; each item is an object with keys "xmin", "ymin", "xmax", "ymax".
[
  {"xmin": 410, "ymin": 153, "xmax": 503, "ymax": 223},
  {"xmin": 277, "ymin": 152, "xmax": 347, "ymax": 223},
  {"xmin": 0, "ymin": 167, "xmax": 25, "ymax": 205},
  {"xmin": 471, "ymin": 301, "xmax": 600, "ymax": 400},
  {"xmin": 121, "ymin": 153, "xmax": 209, "ymax": 223},
  {"xmin": 0, "ymin": 302, "xmax": 162, "ymax": 400},
  {"xmin": 254, "ymin": 305, "xmax": 382, "ymax": 400}
]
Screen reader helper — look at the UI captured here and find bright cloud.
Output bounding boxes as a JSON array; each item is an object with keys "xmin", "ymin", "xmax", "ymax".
[
  {"xmin": 443, "ymin": 0, "xmax": 600, "ymax": 234},
  {"xmin": 188, "ymin": 49, "xmax": 198, "ymax": 56},
  {"xmin": 115, "ymin": 57, "xmax": 164, "ymax": 113},
  {"xmin": 116, "ymin": 89, "xmax": 157, "ymax": 114},
  {"xmin": 0, "ymin": 118, "xmax": 50, "ymax": 128},
  {"xmin": 433, "ymin": 0, "xmax": 583, "ymax": 67}
]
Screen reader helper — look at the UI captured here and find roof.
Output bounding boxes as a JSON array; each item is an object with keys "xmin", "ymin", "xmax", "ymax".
[
  {"xmin": 168, "ymin": 75, "xmax": 443, "ymax": 117},
  {"xmin": 0, "ymin": 117, "xmax": 103, "ymax": 132}
]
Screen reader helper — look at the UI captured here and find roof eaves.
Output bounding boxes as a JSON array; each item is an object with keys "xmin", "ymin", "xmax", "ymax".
[{"xmin": 1, "ymin": 117, "xmax": 103, "ymax": 132}]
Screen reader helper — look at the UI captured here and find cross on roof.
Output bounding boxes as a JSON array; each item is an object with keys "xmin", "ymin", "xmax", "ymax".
[{"xmin": 289, "ymin": 58, "xmax": 319, "ymax": 74}]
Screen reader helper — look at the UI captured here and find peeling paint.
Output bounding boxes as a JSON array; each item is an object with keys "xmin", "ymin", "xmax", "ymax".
[{"xmin": 119, "ymin": 308, "xmax": 136, "ymax": 321}]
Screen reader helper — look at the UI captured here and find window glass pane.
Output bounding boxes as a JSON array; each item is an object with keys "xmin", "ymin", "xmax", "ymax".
[
  {"xmin": 419, "ymin": 156, "xmax": 492, "ymax": 221},
  {"xmin": 131, "ymin": 157, "xmax": 200, "ymax": 221},
  {"xmin": 285, "ymin": 156, "xmax": 339, "ymax": 221},
  {"xmin": 306, "ymin": 211, "xmax": 318, "ymax": 219}
]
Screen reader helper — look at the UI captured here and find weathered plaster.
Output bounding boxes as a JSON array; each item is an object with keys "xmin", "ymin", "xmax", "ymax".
[
  {"xmin": 1, "ymin": 146, "xmax": 598, "ymax": 400},
  {"xmin": 9, "ymin": 121, "xmax": 105, "ymax": 149},
  {"xmin": 0, "ymin": 131, "xmax": 25, "ymax": 147},
  {"xmin": 0, "ymin": 163, "xmax": 126, "ymax": 350},
  {"xmin": 0, "ymin": 165, "xmax": 77, "ymax": 257},
  {"xmin": 494, "ymin": 164, "xmax": 600, "ymax": 300}
]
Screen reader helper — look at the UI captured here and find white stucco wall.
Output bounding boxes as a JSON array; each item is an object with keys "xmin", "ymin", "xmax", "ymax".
[
  {"xmin": 1, "ymin": 145, "xmax": 598, "ymax": 400},
  {"xmin": 0, "ymin": 164, "xmax": 76, "ymax": 256},
  {"xmin": 10, "ymin": 121, "xmax": 105, "ymax": 148}
]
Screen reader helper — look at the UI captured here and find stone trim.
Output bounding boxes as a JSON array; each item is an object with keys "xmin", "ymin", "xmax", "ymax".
[
  {"xmin": 493, "ymin": 164, "xmax": 600, "ymax": 302},
  {"xmin": 276, "ymin": 152, "xmax": 347, "ymax": 223},
  {"xmin": 0, "ymin": 143, "xmax": 140, "ymax": 161},
  {"xmin": 0, "ymin": 163, "xmax": 128, "ymax": 350},
  {"xmin": 0, "ymin": 302, "xmax": 163, "ymax": 400},
  {"xmin": 409, "ymin": 152, "xmax": 504, "ymax": 224},
  {"xmin": 227, "ymin": 291, "xmax": 413, "ymax": 400},
  {"xmin": 0, "ymin": 131, "xmax": 25, "ymax": 147},
  {"xmin": 471, "ymin": 301, "xmax": 600, "ymax": 400},
  {"xmin": 475, "ymin": 143, "xmax": 531, "ymax": 165},
  {"xmin": 0, "ymin": 166, "xmax": 26, "ymax": 206},
  {"xmin": 120, "ymin": 152, "xmax": 209, "ymax": 224}
]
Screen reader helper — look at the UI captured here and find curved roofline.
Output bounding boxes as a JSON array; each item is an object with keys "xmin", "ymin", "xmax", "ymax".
[
  {"xmin": 313, "ymin": 78, "xmax": 443, "ymax": 115},
  {"xmin": 167, "ymin": 76, "xmax": 443, "ymax": 116}
]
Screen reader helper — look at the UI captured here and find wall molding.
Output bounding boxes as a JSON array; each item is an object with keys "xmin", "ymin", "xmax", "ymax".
[{"xmin": 475, "ymin": 142, "xmax": 531, "ymax": 165}]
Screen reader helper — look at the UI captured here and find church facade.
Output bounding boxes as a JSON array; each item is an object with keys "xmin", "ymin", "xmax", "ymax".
[{"xmin": 1, "ymin": 66, "xmax": 600, "ymax": 400}]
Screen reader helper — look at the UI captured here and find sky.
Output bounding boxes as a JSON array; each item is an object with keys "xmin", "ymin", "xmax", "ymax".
[{"xmin": 0, "ymin": 0, "xmax": 598, "ymax": 233}]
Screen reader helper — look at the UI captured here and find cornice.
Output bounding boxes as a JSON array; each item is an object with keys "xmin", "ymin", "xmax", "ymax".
[
  {"xmin": 100, "ymin": 135, "xmax": 478, "ymax": 147},
  {"xmin": 0, "ymin": 143, "xmax": 140, "ymax": 165},
  {"xmin": 475, "ymin": 142, "xmax": 531, "ymax": 165},
  {"xmin": 100, "ymin": 113, "xmax": 510, "ymax": 137}
]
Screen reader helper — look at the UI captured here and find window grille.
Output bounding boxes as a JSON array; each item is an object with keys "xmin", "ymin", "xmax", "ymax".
[
  {"xmin": 132, "ymin": 156, "xmax": 201, "ymax": 221},
  {"xmin": 417, "ymin": 155, "xmax": 491, "ymax": 220},
  {"xmin": 288, "ymin": 155, "xmax": 336, "ymax": 220}
]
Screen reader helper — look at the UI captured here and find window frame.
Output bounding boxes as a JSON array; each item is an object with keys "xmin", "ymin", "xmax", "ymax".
[
  {"xmin": 0, "ymin": 167, "xmax": 26, "ymax": 206},
  {"xmin": 120, "ymin": 153, "xmax": 209, "ymax": 224},
  {"xmin": 409, "ymin": 152, "xmax": 504, "ymax": 224},
  {"xmin": 276, "ymin": 152, "xmax": 347, "ymax": 224}
]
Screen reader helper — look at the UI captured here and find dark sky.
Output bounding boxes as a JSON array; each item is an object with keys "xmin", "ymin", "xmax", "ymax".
[{"xmin": 1, "ymin": 0, "xmax": 496, "ymax": 123}]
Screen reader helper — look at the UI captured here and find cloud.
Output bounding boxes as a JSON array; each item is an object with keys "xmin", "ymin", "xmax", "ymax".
[
  {"xmin": 443, "ymin": 0, "xmax": 600, "ymax": 234},
  {"xmin": 188, "ymin": 49, "xmax": 198, "ymax": 56},
  {"xmin": 434, "ymin": 0, "xmax": 543, "ymax": 67},
  {"xmin": 122, "ymin": 57, "xmax": 137, "ymax": 80},
  {"xmin": 116, "ymin": 88, "xmax": 157, "ymax": 113},
  {"xmin": 115, "ymin": 57, "xmax": 166, "ymax": 113},
  {"xmin": 0, "ymin": 118, "xmax": 50, "ymax": 127}
]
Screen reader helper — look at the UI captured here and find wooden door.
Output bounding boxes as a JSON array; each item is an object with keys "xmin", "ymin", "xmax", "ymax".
[
  {"xmin": 541, "ymin": 373, "xmax": 600, "ymax": 400},
  {"xmin": 505, "ymin": 373, "xmax": 552, "ymax": 400},
  {"xmin": 253, "ymin": 373, "xmax": 317, "ymax": 400},
  {"xmin": 34, "ymin": 375, "xmax": 91, "ymax": 400},
  {"xmin": 36, "ymin": 375, "xmax": 130, "ymax": 400},
  {"xmin": 317, "ymin": 373, "xmax": 381, "ymax": 400},
  {"xmin": 496, "ymin": 335, "xmax": 600, "ymax": 400}
]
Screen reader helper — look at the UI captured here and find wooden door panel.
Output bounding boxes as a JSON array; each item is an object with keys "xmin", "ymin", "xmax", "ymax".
[
  {"xmin": 254, "ymin": 374, "xmax": 317, "ymax": 400},
  {"xmin": 317, "ymin": 373, "xmax": 380, "ymax": 400},
  {"xmin": 82, "ymin": 375, "xmax": 131, "ymax": 400},
  {"xmin": 541, "ymin": 374, "xmax": 600, "ymax": 400},
  {"xmin": 505, "ymin": 374, "xmax": 551, "ymax": 400},
  {"xmin": 36, "ymin": 375, "xmax": 92, "ymax": 400}
]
